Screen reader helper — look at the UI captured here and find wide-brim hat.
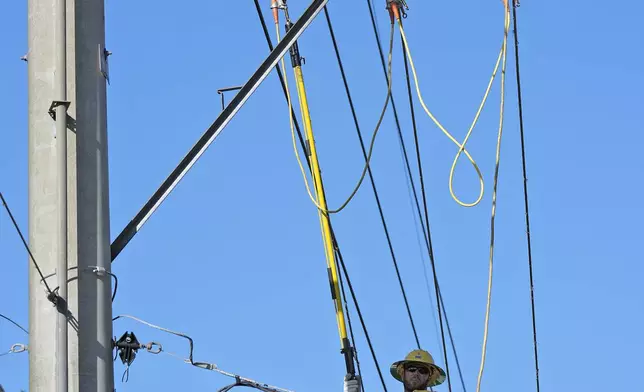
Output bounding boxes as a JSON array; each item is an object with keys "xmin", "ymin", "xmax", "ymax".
[{"xmin": 390, "ymin": 349, "xmax": 447, "ymax": 387}]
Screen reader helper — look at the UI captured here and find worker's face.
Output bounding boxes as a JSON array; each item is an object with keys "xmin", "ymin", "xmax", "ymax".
[{"xmin": 403, "ymin": 364, "xmax": 431, "ymax": 391}]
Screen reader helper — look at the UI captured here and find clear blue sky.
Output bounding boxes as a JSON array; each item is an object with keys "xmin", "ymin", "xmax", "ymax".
[{"xmin": 1, "ymin": 0, "xmax": 643, "ymax": 391}]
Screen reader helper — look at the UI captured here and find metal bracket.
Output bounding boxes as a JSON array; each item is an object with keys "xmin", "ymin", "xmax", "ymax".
[
  {"xmin": 99, "ymin": 44, "xmax": 112, "ymax": 84},
  {"xmin": 48, "ymin": 100, "xmax": 71, "ymax": 120},
  {"xmin": 88, "ymin": 265, "xmax": 108, "ymax": 277},
  {"xmin": 217, "ymin": 86, "xmax": 242, "ymax": 111}
]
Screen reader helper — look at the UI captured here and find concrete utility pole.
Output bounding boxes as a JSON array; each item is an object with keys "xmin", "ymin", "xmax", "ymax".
[{"xmin": 28, "ymin": 0, "xmax": 113, "ymax": 390}]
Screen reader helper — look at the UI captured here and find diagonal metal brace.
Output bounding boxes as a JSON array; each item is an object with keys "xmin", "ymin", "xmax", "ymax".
[{"xmin": 110, "ymin": 0, "xmax": 329, "ymax": 262}]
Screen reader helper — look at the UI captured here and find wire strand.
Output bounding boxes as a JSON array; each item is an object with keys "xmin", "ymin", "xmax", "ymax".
[
  {"xmin": 512, "ymin": 3, "xmax": 541, "ymax": 391},
  {"xmin": 399, "ymin": 23, "xmax": 454, "ymax": 392},
  {"xmin": 0, "ymin": 313, "xmax": 29, "ymax": 335},
  {"xmin": 0, "ymin": 191, "xmax": 53, "ymax": 294},
  {"xmin": 335, "ymin": 243, "xmax": 388, "ymax": 391},
  {"xmin": 475, "ymin": 5, "xmax": 511, "ymax": 391},
  {"xmin": 113, "ymin": 314, "xmax": 293, "ymax": 392}
]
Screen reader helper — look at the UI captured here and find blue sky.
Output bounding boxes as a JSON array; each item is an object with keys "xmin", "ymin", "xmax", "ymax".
[{"xmin": 1, "ymin": 0, "xmax": 643, "ymax": 391}]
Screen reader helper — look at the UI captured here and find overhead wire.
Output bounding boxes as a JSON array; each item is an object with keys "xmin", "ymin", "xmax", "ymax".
[
  {"xmin": 112, "ymin": 314, "xmax": 293, "ymax": 392},
  {"xmin": 511, "ymin": 2, "xmax": 541, "ymax": 390},
  {"xmin": 253, "ymin": 2, "xmax": 388, "ymax": 388},
  {"xmin": 399, "ymin": 18, "xmax": 456, "ymax": 392},
  {"xmin": 0, "ymin": 313, "xmax": 29, "ymax": 335},
  {"xmin": 285, "ymin": 24, "xmax": 393, "ymax": 216},
  {"xmin": 362, "ymin": 1, "xmax": 470, "ymax": 389},
  {"xmin": 0, "ymin": 191, "xmax": 53, "ymax": 295},
  {"xmin": 320, "ymin": 5, "xmax": 425, "ymax": 350},
  {"xmin": 392, "ymin": 0, "xmax": 512, "ymax": 389}
]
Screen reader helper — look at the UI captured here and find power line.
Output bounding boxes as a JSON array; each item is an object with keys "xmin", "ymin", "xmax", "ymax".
[
  {"xmin": 334, "ymin": 243, "xmax": 388, "ymax": 391},
  {"xmin": 0, "ymin": 313, "xmax": 29, "ymax": 335},
  {"xmin": 322, "ymin": 5, "xmax": 420, "ymax": 349},
  {"xmin": 0, "ymin": 192, "xmax": 53, "ymax": 295},
  {"xmin": 113, "ymin": 315, "xmax": 293, "ymax": 392},
  {"xmin": 336, "ymin": 248, "xmax": 365, "ymax": 392},
  {"xmin": 252, "ymin": 2, "xmax": 386, "ymax": 387},
  {"xmin": 511, "ymin": 3, "xmax": 541, "ymax": 391},
  {"xmin": 399, "ymin": 23, "xmax": 454, "ymax": 392},
  {"xmin": 362, "ymin": 1, "xmax": 464, "ymax": 389}
]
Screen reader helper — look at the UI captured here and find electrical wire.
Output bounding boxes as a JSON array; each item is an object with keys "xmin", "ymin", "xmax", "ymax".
[
  {"xmin": 0, "ymin": 191, "xmax": 53, "ymax": 294},
  {"xmin": 0, "ymin": 313, "xmax": 29, "ymax": 335},
  {"xmin": 335, "ymin": 243, "xmax": 388, "ymax": 391},
  {"xmin": 323, "ymin": 4, "xmax": 424, "ymax": 350},
  {"xmin": 253, "ymin": 3, "xmax": 386, "ymax": 387},
  {"xmin": 511, "ymin": 2, "xmax": 541, "ymax": 390},
  {"xmin": 112, "ymin": 314, "xmax": 293, "ymax": 392},
  {"xmin": 279, "ymin": 13, "xmax": 424, "ymax": 361},
  {"xmin": 399, "ymin": 22, "xmax": 453, "ymax": 392},
  {"xmin": 284, "ymin": 24, "xmax": 394, "ymax": 216},
  {"xmin": 361, "ymin": 2, "xmax": 471, "ymax": 389},
  {"xmin": 336, "ymin": 249, "xmax": 365, "ymax": 392},
  {"xmin": 41, "ymin": 266, "xmax": 119, "ymax": 302}
]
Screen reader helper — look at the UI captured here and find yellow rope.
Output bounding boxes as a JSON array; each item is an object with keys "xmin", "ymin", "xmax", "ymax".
[
  {"xmin": 399, "ymin": 19, "xmax": 506, "ymax": 208},
  {"xmin": 397, "ymin": 2, "xmax": 510, "ymax": 389},
  {"xmin": 277, "ymin": 22, "xmax": 395, "ymax": 215},
  {"xmin": 475, "ymin": 4, "xmax": 510, "ymax": 391}
]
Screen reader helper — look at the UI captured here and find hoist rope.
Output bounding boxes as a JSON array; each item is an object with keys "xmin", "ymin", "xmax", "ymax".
[
  {"xmin": 396, "ymin": 1, "xmax": 510, "ymax": 389},
  {"xmin": 285, "ymin": 26, "xmax": 395, "ymax": 216},
  {"xmin": 398, "ymin": 23, "xmax": 505, "ymax": 208},
  {"xmin": 511, "ymin": 3, "xmax": 541, "ymax": 391},
  {"xmin": 400, "ymin": 27, "xmax": 454, "ymax": 392},
  {"xmin": 475, "ymin": 4, "xmax": 510, "ymax": 391},
  {"xmin": 362, "ymin": 2, "xmax": 467, "ymax": 389}
]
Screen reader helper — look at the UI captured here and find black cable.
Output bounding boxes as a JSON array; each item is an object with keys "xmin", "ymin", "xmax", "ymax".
[
  {"xmin": 0, "ymin": 313, "xmax": 29, "ymax": 335},
  {"xmin": 362, "ymin": 2, "xmax": 467, "ymax": 390},
  {"xmin": 323, "ymin": 6, "xmax": 421, "ymax": 350},
  {"xmin": 336, "ymin": 248, "xmax": 365, "ymax": 392},
  {"xmin": 399, "ymin": 27, "xmax": 453, "ymax": 392},
  {"xmin": 0, "ymin": 191, "xmax": 53, "ymax": 294},
  {"xmin": 252, "ymin": 0, "xmax": 309, "ymax": 166},
  {"xmin": 512, "ymin": 4, "xmax": 540, "ymax": 391},
  {"xmin": 325, "ymin": 3, "xmax": 422, "ymax": 349},
  {"xmin": 253, "ymin": 3, "xmax": 387, "ymax": 388},
  {"xmin": 334, "ymin": 242, "xmax": 388, "ymax": 391},
  {"xmin": 216, "ymin": 380, "xmax": 281, "ymax": 392}
]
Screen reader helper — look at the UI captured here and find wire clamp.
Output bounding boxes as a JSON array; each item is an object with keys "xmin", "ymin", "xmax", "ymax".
[
  {"xmin": 143, "ymin": 341, "xmax": 163, "ymax": 354},
  {"xmin": 386, "ymin": 0, "xmax": 409, "ymax": 18},
  {"xmin": 10, "ymin": 343, "xmax": 28, "ymax": 354},
  {"xmin": 48, "ymin": 100, "xmax": 71, "ymax": 120},
  {"xmin": 271, "ymin": 0, "xmax": 287, "ymax": 10},
  {"xmin": 88, "ymin": 265, "xmax": 108, "ymax": 277}
]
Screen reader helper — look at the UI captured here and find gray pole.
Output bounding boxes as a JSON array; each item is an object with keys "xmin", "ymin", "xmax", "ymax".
[
  {"xmin": 28, "ymin": 0, "xmax": 79, "ymax": 390},
  {"xmin": 55, "ymin": 0, "xmax": 69, "ymax": 389},
  {"xmin": 75, "ymin": 0, "xmax": 114, "ymax": 389}
]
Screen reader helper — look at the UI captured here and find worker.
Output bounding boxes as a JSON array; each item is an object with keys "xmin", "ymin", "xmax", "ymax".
[{"xmin": 390, "ymin": 349, "xmax": 446, "ymax": 391}]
